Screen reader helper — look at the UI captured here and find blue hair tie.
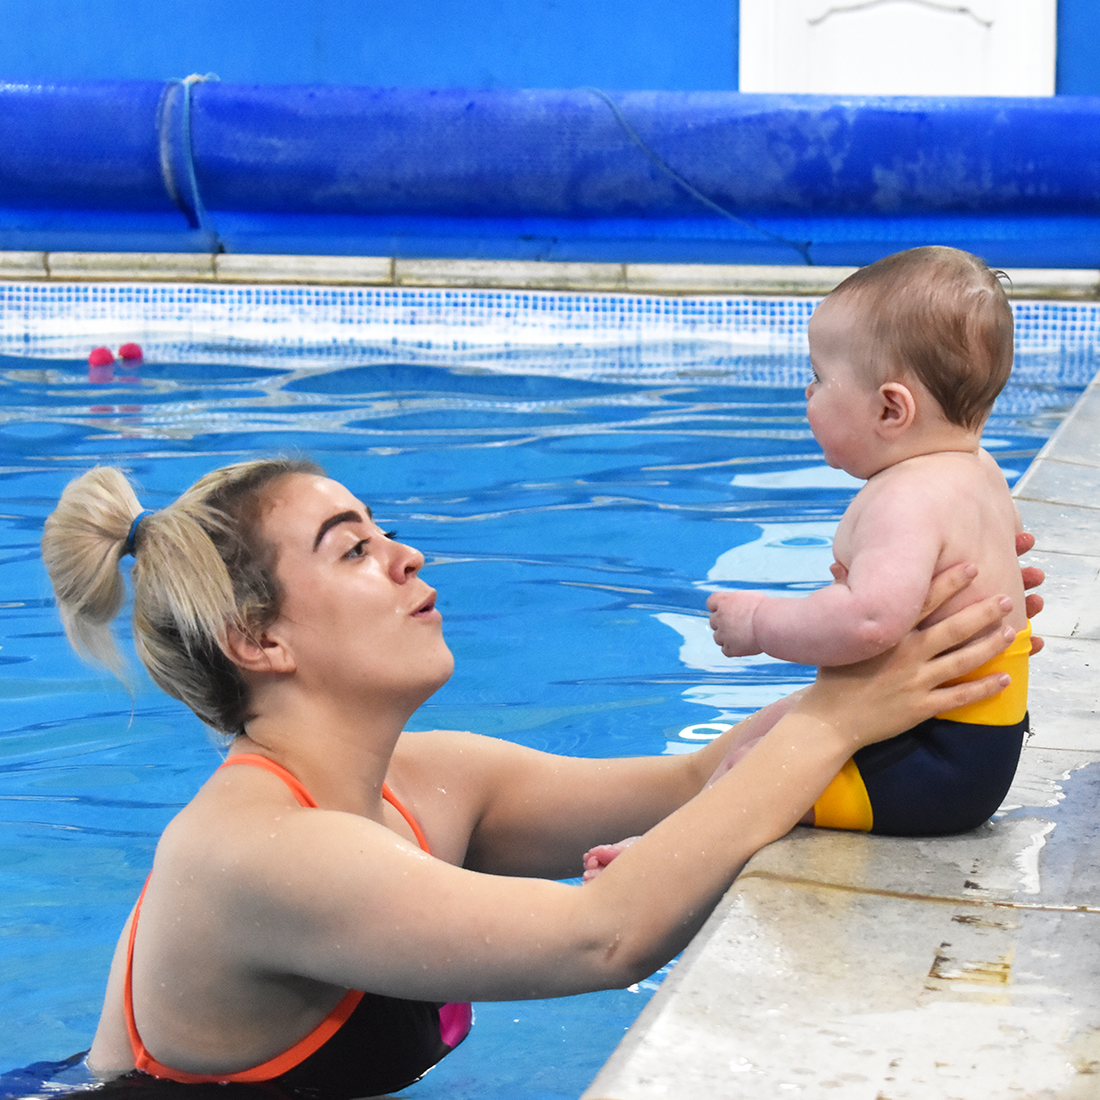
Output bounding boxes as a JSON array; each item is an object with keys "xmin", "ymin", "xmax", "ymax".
[{"xmin": 124, "ymin": 510, "xmax": 156, "ymax": 557}]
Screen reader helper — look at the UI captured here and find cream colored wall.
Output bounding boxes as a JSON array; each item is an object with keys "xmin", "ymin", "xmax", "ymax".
[{"xmin": 739, "ymin": 0, "xmax": 1057, "ymax": 96}]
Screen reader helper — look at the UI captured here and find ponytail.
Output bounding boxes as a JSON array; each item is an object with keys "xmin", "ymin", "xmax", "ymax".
[
  {"xmin": 42, "ymin": 458, "xmax": 322, "ymax": 736},
  {"xmin": 42, "ymin": 466, "xmax": 143, "ymax": 677}
]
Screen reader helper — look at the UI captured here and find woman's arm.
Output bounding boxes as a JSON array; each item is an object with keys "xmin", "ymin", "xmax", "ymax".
[
  {"xmin": 446, "ymin": 553, "xmax": 1038, "ymax": 880},
  {"xmin": 233, "ymin": 580, "xmax": 1018, "ymax": 1004}
]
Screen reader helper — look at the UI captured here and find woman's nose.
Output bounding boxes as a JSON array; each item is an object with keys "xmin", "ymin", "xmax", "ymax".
[{"xmin": 392, "ymin": 541, "xmax": 424, "ymax": 579}]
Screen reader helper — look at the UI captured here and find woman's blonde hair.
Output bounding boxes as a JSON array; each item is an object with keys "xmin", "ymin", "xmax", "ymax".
[{"xmin": 42, "ymin": 457, "xmax": 322, "ymax": 736}]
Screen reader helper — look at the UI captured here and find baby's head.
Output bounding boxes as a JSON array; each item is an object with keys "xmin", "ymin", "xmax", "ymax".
[{"xmin": 824, "ymin": 246, "xmax": 1014, "ymax": 430}]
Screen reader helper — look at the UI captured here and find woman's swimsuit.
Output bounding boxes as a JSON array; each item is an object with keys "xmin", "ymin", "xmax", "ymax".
[
  {"xmin": 812, "ymin": 624, "xmax": 1031, "ymax": 836},
  {"xmin": 123, "ymin": 753, "xmax": 472, "ymax": 1098}
]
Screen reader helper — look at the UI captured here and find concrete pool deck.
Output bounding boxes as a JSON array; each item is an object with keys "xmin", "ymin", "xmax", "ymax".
[{"xmin": 584, "ymin": 361, "xmax": 1100, "ymax": 1096}]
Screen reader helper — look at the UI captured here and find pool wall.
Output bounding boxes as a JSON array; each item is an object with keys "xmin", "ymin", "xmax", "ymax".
[{"xmin": 3, "ymin": 83, "xmax": 1100, "ymax": 267}]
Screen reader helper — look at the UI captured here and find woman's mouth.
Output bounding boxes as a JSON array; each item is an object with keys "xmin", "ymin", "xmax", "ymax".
[{"xmin": 413, "ymin": 590, "xmax": 439, "ymax": 617}]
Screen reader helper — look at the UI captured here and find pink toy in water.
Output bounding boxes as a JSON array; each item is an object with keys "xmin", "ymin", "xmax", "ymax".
[
  {"xmin": 88, "ymin": 347, "xmax": 115, "ymax": 367},
  {"xmin": 118, "ymin": 342, "xmax": 144, "ymax": 361}
]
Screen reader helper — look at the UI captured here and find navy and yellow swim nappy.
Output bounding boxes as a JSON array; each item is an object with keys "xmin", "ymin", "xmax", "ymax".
[{"xmin": 812, "ymin": 624, "xmax": 1030, "ymax": 837}]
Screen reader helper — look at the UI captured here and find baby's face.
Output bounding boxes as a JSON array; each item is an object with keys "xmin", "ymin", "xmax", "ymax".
[{"xmin": 805, "ymin": 295, "xmax": 883, "ymax": 479}]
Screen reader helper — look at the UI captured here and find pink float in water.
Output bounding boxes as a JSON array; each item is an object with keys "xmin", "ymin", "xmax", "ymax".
[
  {"xmin": 118, "ymin": 342, "xmax": 144, "ymax": 361},
  {"xmin": 88, "ymin": 347, "xmax": 115, "ymax": 367}
]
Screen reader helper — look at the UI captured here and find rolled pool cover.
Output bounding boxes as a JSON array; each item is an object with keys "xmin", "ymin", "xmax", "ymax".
[{"xmin": 2, "ymin": 80, "xmax": 1099, "ymax": 264}]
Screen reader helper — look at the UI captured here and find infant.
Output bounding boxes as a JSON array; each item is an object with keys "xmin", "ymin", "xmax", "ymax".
[{"xmin": 585, "ymin": 246, "xmax": 1031, "ymax": 878}]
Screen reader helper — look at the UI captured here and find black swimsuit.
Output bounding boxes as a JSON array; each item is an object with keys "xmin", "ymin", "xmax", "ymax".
[{"xmin": 123, "ymin": 754, "xmax": 472, "ymax": 1098}]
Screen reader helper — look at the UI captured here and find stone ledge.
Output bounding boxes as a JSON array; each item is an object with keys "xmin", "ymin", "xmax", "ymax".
[{"xmin": 3, "ymin": 251, "xmax": 1099, "ymax": 298}]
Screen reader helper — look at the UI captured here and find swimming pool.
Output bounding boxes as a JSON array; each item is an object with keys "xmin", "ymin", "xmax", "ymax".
[{"xmin": 0, "ymin": 283, "xmax": 1094, "ymax": 1099}]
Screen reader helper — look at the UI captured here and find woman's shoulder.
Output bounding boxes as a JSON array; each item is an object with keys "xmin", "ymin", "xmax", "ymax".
[
  {"xmin": 151, "ymin": 759, "xmax": 317, "ymax": 878},
  {"xmin": 389, "ymin": 729, "xmax": 508, "ymax": 820},
  {"xmin": 389, "ymin": 729, "xmax": 571, "ymax": 867},
  {"xmin": 392, "ymin": 728, "xmax": 551, "ymax": 787}
]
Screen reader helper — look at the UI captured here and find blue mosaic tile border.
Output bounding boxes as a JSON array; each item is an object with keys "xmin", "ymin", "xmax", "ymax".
[
  {"xmin": 0, "ymin": 282, "xmax": 819, "ymax": 346},
  {"xmin": 0, "ymin": 281, "xmax": 1097, "ymax": 360}
]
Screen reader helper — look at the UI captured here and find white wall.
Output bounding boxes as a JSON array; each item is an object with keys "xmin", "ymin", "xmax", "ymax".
[{"xmin": 740, "ymin": 0, "xmax": 1057, "ymax": 96}]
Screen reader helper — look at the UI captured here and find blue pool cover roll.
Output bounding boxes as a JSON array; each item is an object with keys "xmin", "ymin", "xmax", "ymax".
[{"xmin": 2, "ymin": 81, "xmax": 1100, "ymax": 265}]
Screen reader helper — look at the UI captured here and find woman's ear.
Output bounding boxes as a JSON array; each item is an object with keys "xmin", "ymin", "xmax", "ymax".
[
  {"xmin": 220, "ymin": 622, "xmax": 296, "ymax": 675},
  {"xmin": 876, "ymin": 381, "xmax": 917, "ymax": 438}
]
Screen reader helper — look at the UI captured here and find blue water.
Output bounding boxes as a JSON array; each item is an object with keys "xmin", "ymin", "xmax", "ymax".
[{"xmin": 0, "ymin": 336, "xmax": 1091, "ymax": 1098}]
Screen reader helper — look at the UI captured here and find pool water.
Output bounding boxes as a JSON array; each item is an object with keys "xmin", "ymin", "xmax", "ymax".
[{"xmin": 0, "ymin": 327, "xmax": 1090, "ymax": 1099}]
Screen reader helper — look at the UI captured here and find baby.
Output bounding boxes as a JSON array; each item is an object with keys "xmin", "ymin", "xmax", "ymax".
[{"xmin": 584, "ymin": 246, "xmax": 1031, "ymax": 877}]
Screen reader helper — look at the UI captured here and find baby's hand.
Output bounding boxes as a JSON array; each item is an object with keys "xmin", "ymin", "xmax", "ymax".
[
  {"xmin": 582, "ymin": 837, "xmax": 639, "ymax": 881},
  {"xmin": 706, "ymin": 590, "xmax": 766, "ymax": 657}
]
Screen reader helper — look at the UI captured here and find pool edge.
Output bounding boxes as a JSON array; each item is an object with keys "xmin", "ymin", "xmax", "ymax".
[
  {"xmin": 582, "ymin": 375, "xmax": 1100, "ymax": 1098},
  {"xmin": 4, "ymin": 251, "xmax": 1100, "ymax": 300}
]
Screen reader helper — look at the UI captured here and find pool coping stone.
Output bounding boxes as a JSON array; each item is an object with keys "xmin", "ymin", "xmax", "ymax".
[{"xmin": 5, "ymin": 252, "xmax": 1100, "ymax": 299}]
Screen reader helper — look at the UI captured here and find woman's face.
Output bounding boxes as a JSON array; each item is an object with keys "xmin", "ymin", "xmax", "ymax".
[{"xmin": 257, "ymin": 473, "xmax": 454, "ymax": 708}]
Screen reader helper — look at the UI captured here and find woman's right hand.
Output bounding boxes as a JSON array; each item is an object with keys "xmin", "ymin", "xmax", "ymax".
[
  {"xmin": 1016, "ymin": 530, "xmax": 1045, "ymax": 653},
  {"xmin": 795, "ymin": 563, "xmax": 1017, "ymax": 753}
]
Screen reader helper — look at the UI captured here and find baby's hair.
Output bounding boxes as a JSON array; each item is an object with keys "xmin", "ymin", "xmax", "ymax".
[
  {"xmin": 42, "ymin": 457, "xmax": 323, "ymax": 737},
  {"xmin": 829, "ymin": 246, "xmax": 1014, "ymax": 429}
]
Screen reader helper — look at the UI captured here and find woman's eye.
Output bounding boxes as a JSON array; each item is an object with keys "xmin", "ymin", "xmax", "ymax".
[
  {"xmin": 383, "ymin": 530, "xmax": 397, "ymax": 540},
  {"xmin": 345, "ymin": 539, "xmax": 368, "ymax": 559}
]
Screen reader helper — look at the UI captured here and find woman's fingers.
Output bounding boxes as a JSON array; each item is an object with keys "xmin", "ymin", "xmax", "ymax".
[
  {"xmin": 915, "ymin": 594, "xmax": 1019, "ymax": 712},
  {"xmin": 807, "ymin": 591, "xmax": 1015, "ymax": 749},
  {"xmin": 1021, "ymin": 564, "xmax": 1044, "ymax": 593},
  {"xmin": 918, "ymin": 561, "xmax": 979, "ymax": 622},
  {"xmin": 922, "ymin": 538, "xmax": 1044, "ymax": 653},
  {"xmin": 1017, "ymin": 532, "xmax": 1045, "ymax": 650},
  {"xmin": 918, "ymin": 593, "xmax": 1012, "ymax": 664},
  {"xmin": 930, "ymin": 663, "xmax": 1012, "ymax": 715}
]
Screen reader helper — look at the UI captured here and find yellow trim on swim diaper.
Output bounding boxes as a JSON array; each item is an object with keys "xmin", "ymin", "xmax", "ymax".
[
  {"xmin": 937, "ymin": 623, "xmax": 1031, "ymax": 725},
  {"xmin": 812, "ymin": 757, "xmax": 874, "ymax": 832}
]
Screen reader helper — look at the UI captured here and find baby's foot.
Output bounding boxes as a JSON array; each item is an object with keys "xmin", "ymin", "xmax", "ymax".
[{"xmin": 582, "ymin": 836, "xmax": 639, "ymax": 881}]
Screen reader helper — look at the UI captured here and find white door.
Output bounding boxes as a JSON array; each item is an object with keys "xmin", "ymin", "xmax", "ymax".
[{"xmin": 740, "ymin": 0, "xmax": 1057, "ymax": 96}]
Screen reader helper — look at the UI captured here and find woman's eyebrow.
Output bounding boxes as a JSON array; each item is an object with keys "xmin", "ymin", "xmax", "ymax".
[{"xmin": 313, "ymin": 510, "xmax": 365, "ymax": 551}]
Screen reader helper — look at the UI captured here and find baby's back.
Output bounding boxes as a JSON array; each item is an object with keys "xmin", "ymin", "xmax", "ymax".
[{"xmin": 836, "ymin": 448, "xmax": 1027, "ymax": 635}]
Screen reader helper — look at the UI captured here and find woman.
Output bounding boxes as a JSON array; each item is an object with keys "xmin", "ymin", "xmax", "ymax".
[{"xmin": 42, "ymin": 458, "xmax": 1034, "ymax": 1098}]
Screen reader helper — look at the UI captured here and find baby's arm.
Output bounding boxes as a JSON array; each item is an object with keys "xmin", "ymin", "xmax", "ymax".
[{"xmin": 708, "ymin": 488, "xmax": 945, "ymax": 666}]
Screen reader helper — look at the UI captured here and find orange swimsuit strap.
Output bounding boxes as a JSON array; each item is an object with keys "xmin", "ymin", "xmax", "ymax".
[{"xmin": 124, "ymin": 752, "xmax": 434, "ymax": 1084}]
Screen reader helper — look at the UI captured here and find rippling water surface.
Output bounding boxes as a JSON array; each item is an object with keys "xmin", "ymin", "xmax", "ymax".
[{"xmin": 0, "ymin": 336, "xmax": 1090, "ymax": 1097}]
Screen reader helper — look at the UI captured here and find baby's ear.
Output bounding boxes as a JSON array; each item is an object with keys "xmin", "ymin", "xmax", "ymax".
[{"xmin": 876, "ymin": 381, "xmax": 917, "ymax": 436}]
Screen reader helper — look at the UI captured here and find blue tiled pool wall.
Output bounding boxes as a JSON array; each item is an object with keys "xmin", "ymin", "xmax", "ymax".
[
  {"xmin": 1, "ymin": 281, "xmax": 1096, "ymax": 355},
  {"xmin": 0, "ymin": 282, "xmax": 1094, "ymax": 431},
  {"xmin": 0, "ymin": 283, "xmax": 817, "ymax": 349}
]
